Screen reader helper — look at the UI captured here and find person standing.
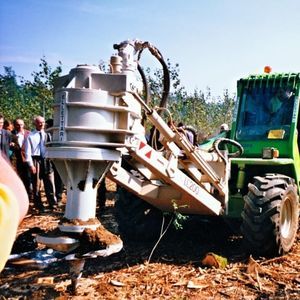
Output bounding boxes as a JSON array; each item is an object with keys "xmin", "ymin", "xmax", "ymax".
[
  {"xmin": 11, "ymin": 118, "xmax": 32, "ymax": 196},
  {"xmin": 25, "ymin": 116, "xmax": 57, "ymax": 212},
  {"xmin": 177, "ymin": 122, "xmax": 197, "ymax": 145},
  {"xmin": 0, "ymin": 114, "xmax": 12, "ymax": 162},
  {"xmin": 4, "ymin": 119, "xmax": 17, "ymax": 164}
]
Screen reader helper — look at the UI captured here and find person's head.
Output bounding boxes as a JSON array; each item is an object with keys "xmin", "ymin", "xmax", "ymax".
[
  {"xmin": 220, "ymin": 123, "xmax": 229, "ymax": 132},
  {"xmin": 3, "ymin": 120, "xmax": 13, "ymax": 131},
  {"xmin": 13, "ymin": 118, "xmax": 25, "ymax": 133},
  {"xmin": 34, "ymin": 116, "xmax": 45, "ymax": 131},
  {"xmin": 277, "ymin": 88, "xmax": 293, "ymax": 101},
  {"xmin": 0, "ymin": 114, "xmax": 4, "ymax": 129}
]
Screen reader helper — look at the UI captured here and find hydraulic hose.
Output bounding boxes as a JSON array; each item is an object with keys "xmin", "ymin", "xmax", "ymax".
[
  {"xmin": 137, "ymin": 63, "xmax": 150, "ymax": 125},
  {"xmin": 135, "ymin": 41, "xmax": 171, "ymax": 145},
  {"xmin": 137, "ymin": 63, "xmax": 151, "ymax": 106},
  {"xmin": 113, "ymin": 40, "xmax": 170, "ymax": 110},
  {"xmin": 113, "ymin": 40, "xmax": 171, "ymax": 144},
  {"xmin": 136, "ymin": 42, "xmax": 170, "ymax": 110},
  {"xmin": 213, "ymin": 138, "xmax": 244, "ymax": 162}
]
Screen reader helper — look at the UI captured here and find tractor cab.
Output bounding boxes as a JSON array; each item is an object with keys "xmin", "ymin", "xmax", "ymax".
[
  {"xmin": 231, "ymin": 72, "xmax": 300, "ymax": 159},
  {"xmin": 228, "ymin": 71, "xmax": 300, "ymax": 218}
]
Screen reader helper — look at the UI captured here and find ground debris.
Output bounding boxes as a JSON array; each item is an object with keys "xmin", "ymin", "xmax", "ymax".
[{"xmin": 0, "ymin": 190, "xmax": 299, "ymax": 299}]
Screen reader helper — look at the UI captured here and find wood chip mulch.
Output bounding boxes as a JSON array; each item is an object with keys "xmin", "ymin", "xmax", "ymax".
[{"xmin": 0, "ymin": 187, "xmax": 299, "ymax": 299}]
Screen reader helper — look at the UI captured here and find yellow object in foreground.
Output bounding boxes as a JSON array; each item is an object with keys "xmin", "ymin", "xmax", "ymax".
[
  {"xmin": 0, "ymin": 183, "xmax": 20, "ymax": 272},
  {"xmin": 201, "ymin": 252, "xmax": 228, "ymax": 269}
]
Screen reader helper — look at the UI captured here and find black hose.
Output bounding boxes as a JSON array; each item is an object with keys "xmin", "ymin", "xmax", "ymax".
[
  {"xmin": 114, "ymin": 40, "xmax": 170, "ymax": 111},
  {"xmin": 147, "ymin": 46, "xmax": 170, "ymax": 109},
  {"xmin": 137, "ymin": 63, "xmax": 150, "ymax": 125},
  {"xmin": 114, "ymin": 40, "xmax": 170, "ymax": 119},
  {"xmin": 137, "ymin": 42, "xmax": 170, "ymax": 111},
  {"xmin": 137, "ymin": 63, "xmax": 150, "ymax": 106},
  {"xmin": 213, "ymin": 138, "xmax": 244, "ymax": 162}
]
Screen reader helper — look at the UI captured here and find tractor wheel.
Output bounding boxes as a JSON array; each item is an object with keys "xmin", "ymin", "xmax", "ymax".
[
  {"xmin": 115, "ymin": 187, "xmax": 164, "ymax": 241},
  {"xmin": 241, "ymin": 173, "xmax": 299, "ymax": 256}
]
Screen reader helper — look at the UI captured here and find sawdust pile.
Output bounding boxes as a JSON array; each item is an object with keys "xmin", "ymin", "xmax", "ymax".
[{"xmin": 0, "ymin": 181, "xmax": 299, "ymax": 299}]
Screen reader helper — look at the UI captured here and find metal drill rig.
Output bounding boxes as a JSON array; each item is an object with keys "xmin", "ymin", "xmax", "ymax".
[
  {"xmin": 38, "ymin": 40, "xmax": 242, "ymax": 255},
  {"xmin": 40, "ymin": 39, "xmax": 299, "ymax": 260}
]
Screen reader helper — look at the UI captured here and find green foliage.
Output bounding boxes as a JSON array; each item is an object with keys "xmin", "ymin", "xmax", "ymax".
[
  {"xmin": 144, "ymin": 59, "xmax": 236, "ymax": 138},
  {"xmin": 0, "ymin": 57, "xmax": 62, "ymax": 129},
  {"xmin": 169, "ymin": 87, "xmax": 236, "ymax": 139},
  {"xmin": 145, "ymin": 59, "xmax": 186, "ymax": 109},
  {"xmin": 169, "ymin": 200, "xmax": 189, "ymax": 230},
  {"xmin": 0, "ymin": 67, "xmax": 23, "ymax": 119},
  {"xmin": 0, "ymin": 56, "xmax": 234, "ymax": 135}
]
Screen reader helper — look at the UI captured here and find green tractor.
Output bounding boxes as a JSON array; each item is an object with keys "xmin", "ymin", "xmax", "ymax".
[
  {"xmin": 228, "ymin": 70, "xmax": 300, "ymax": 255},
  {"xmin": 114, "ymin": 69, "xmax": 300, "ymax": 257}
]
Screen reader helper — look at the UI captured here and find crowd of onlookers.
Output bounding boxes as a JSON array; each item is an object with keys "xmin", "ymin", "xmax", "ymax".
[{"xmin": 0, "ymin": 113, "xmax": 64, "ymax": 213}]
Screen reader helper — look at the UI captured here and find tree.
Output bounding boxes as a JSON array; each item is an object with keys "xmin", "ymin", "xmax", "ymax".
[
  {"xmin": 0, "ymin": 67, "xmax": 23, "ymax": 121},
  {"xmin": 22, "ymin": 57, "xmax": 62, "ymax": 123},
  {"xmin": 0, "ymin": 57, "xmax": 235, "ymax": 135},
  {"xmin": 0, "ymin": 57, "xmax": 62, "ymax": 128},
  {"xmin": 144, "ymin": 59, "xmax": 236, "ymax": 137}
]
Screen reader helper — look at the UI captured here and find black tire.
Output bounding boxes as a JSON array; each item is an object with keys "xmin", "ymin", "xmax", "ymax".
[
  {"xmin": 241, "ymin": 173, "xmax": 299, "ymax": 256},
  {"xmin": 115, "ymin": 187, "xmax": 164, "ymax": 241}
]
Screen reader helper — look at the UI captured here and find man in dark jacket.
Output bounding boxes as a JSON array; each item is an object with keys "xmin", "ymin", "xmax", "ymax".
[
  {"xmin": 0, "ymin": 114, "xmax": 12, "ymax": 161},
  {"xmin": 11, "ymin": 118, "xmax": 31, "ymax": 195}
]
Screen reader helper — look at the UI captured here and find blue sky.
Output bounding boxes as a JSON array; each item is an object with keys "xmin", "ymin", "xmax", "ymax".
[{"xmin": 1, "ymin": 0, "xmax": 300, "ymax": 98}]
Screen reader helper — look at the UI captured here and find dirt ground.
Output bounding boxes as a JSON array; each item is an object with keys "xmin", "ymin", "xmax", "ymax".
[{"xmin": 0, "ymin": 182, "xmax": 300, "ymax": 300}]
